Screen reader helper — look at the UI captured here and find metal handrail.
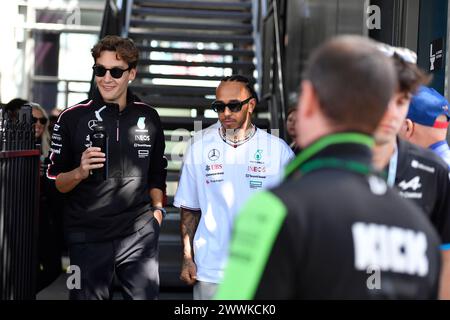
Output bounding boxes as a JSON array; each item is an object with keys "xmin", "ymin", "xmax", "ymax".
[
  {"xmin": 31, "ymin": 76, "xmax": 90, "ymax": 109},
  {"xmin": 272, "ymin": 0, "xmax": 286, "ymax": 139},
  {"xmin": 123, "ymin": 0, "xmax": 133, "ymax": 37}
]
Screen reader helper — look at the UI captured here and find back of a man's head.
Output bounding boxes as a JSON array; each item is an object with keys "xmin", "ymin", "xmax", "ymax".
[{"xmin": 304, "ymin": 35, "xmax": 397, "ymax": 134}]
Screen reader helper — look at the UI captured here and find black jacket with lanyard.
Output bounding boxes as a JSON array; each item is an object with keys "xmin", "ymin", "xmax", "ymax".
[
  {"xmin": 47, "ymin": 89, "xmax": 167, "ymax": 243},
  {"xmin": 386, "ymin": 138, "xmax": 450, "ymax": 249}
]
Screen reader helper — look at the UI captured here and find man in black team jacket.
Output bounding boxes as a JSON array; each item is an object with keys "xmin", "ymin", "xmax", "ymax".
[
  {"xmin": 216, "ymin": 36, "xmax": 441, "ymax": 299},
  {"xmin": 372, "ymin": 46, "xmax": 450, "ymax": 299},
  {"xmin": 47, "ymin": 36, "xmax": 167, "ymax": 300}
]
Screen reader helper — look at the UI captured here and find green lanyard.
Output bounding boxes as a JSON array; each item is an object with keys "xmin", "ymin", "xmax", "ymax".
[{"xmin": 284, "ymin": 133, "xmax": 375, "ymax": 178}]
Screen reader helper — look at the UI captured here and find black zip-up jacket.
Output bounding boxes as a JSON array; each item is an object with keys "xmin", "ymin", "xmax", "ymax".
[
  {"xmin": 47, "ymin": 89, "xmax": 166, "ymax": 243},
  {"xmin": 389, "ymin": 138, "xmax": 450, "ymax": 247}
]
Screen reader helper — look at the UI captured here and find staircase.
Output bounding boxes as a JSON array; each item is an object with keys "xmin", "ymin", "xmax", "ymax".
[{"xmin": 122, "ymin": 0, "xmax": 268, "ymax": 290}]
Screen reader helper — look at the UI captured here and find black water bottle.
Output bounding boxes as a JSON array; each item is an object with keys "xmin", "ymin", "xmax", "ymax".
[{"xmin": 90, "ymin": 122, "xmax": 108, "ymax": 181}]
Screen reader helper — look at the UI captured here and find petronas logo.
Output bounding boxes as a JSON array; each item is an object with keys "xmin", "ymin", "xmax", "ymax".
[
  {"xmin": 254, "ymin": 149, "xmax": 263, "ymax": 161},
  {"xmin": 137, "ymin": 117, "xmax": 146, "ymax": 130}
]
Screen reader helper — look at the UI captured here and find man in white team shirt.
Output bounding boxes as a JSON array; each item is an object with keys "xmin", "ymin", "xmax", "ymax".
[{"xmin": 174, "ymin": 75, "xmax": 294, "ymax": 299}]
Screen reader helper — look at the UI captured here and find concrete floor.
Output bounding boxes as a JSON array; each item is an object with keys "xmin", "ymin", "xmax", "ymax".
[{"xmin": 36, "ymin": 273, "xmax": 193, "ymax": 300}]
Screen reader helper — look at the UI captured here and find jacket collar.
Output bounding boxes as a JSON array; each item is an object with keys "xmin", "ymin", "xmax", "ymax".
[
  {"xmin": 394, "ymin": 137, "xmax": 408, "ymax": 178},
  {"xmin": 91, "ymin": 88, "xmax": 140, "ymax": 114}
]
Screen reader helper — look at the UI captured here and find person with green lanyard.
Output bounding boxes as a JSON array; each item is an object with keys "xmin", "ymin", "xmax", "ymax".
[{"xmin": 215, "ymin": 35, "xmax": 441, "ymax": 299}]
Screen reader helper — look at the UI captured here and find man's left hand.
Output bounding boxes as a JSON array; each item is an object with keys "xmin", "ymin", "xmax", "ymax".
[{"xmin": 153, "ymin": 209, "xmax": 163, "ymax": 226}]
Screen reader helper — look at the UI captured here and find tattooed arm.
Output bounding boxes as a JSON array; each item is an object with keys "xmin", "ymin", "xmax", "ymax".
[{"xmin": 180, "ymin": 207, "xmax": 201, "ymax": 285}]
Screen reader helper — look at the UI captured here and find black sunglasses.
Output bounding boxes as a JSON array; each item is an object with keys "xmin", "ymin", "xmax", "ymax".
[
  {"xmin": 32, "ymin": 117, "xmax": 48, "ymax": 125},
  {"xmin": 211, "ymin": 96, "xmax": 253, "ymax": 113},
  {"xmin": 92, "ymin": 65, "xmax": 131, "ymax": 79}
]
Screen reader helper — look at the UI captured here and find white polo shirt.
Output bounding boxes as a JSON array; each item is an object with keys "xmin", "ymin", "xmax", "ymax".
[{"xmin": 173, "ymin": 125, "xmax": 294, "ymax": 283}]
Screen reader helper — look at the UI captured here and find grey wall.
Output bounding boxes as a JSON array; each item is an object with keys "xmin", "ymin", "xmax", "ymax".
[{"xmin": 283, "ymin": 0, "xmax": 367, "ymax": 108}]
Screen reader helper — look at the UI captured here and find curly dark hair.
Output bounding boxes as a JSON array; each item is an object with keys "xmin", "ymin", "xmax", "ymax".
[{"xmin": 91, "ymin": 35, "xmax": 139, "ymax": 68}]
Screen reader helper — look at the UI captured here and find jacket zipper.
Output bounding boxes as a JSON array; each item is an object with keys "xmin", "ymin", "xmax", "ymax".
[
  {"xmin": 116, "ymin": 119, "xmax": 119, "ymax": 142},
  {"xmin": 117, "ymin": 114, "xmax": 124, "ymax": 174}
]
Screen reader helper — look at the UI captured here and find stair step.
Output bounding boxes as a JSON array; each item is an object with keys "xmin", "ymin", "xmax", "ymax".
[
  {"xmin": 159, "ymin": 232, "xmax": 180, "ymax": 243},
  {"xmin": 138, "ymin": 95, "xmax": 214, "ymax": 109},
  {"xmin": 132, "ymin": 7, "xmax": 252, "ymax": 20},
  {"xmin": 129, "ymin": 31, "xmax": 253, "ymax": 44},
  {"xmin": 166, "ymin": 195, "xmax": 175, "ymax": 205},
  {"xmin": 130, "ymin": 19, "xmax": 253, "ymax": 33},
  {"xmin": 165, "ymin": 153, "xmax": 187, "ymax": 162},
  {"xmin": 167, "ymin": 206, "xmax": 180, "ymax": 214},
  {"xmin": 159, "ymin": 252, "xmax": 180, "ymax": 267},
  {"xmin": 159, "ymin": 266, "xmax": 188, "ymax": 288},
  {"xmin": 133, "ymin": 0, "xmax": 252, "ymax": 11},
  {"xmin": 139, "ymin": 95, "xmax": 267, "ymax": 112},
  {"xmin": 160, "ymin": 116, "xmax": 270, "ymax": 131},
  {"xmin": 164, "ymin": 212, "xmax": 180, "ymax": 220},
  {"xmin": 136, "ymin": 73, "xmax": 255, "ymax": 85},
  {"xmin": 138, "ymin": 59, "xmax": 255, "ymax": 69},
  {"xmin": 165, "ymin": 135, "xmax": 192, "ymax": 142},
  {"xmin": 136, "ymin": 73, "xmax": 248, "ymax": 82},
  {"xmin": 137, "ymin": 45, "xmax": 254, "ymax": 57},
  {"xmin": 167, "ymin": 170, "xmax": 180, "ymax": 182},
  {"xmin": 161, "ymin": 117, "xmax": 218, "ymax": 131},
  {"xmin": 130, "ymin": 84, "xmax": 216, "ymax": 96}
]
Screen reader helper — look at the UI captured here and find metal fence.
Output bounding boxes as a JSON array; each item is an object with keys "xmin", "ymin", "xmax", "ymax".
[{"xmin": 0, "ymin": 105, "xmax": 39, "ymax": 300}]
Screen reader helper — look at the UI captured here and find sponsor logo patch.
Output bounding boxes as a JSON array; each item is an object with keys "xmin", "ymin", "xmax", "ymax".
[
  {"xmin": 88, "ymin": 119, "xmax": 99, "ymax": 131},
  {"xmin": 249, "ymin": 180, "xmax": 263, "ymax": 189},
  {"xmin": 138, "ymin": 149, "xmax": 149, "ymax": 158},
  {"xmin": 136, "ymin": 117, "xmax": 148, "ymax": 133},
  {"xmin": 254, "ymin": 149, "xmax": 263, "ymax": 161},
  {"xmin": 208, "ymin": 149, "xmax": 220, "ymax": 161},
  {"xmin": 411, "ymin": 160, "xmax": 435, "ymax": 173},
  {"xmin": 248, "ymin": 166, "xmax": 266, "ymax": 173}
]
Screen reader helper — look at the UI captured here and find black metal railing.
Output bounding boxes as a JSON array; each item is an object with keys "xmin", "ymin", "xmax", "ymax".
[
  {"xmin": 0, "ymin": 105, "xmax": 40, "ymax": 300},
  {"xmin": 260, "ymin": 0, "xmax": 287, "ymax": 138}
]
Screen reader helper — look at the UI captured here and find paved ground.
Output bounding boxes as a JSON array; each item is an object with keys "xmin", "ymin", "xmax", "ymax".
[{"xmin": 37, "ymin": 272, "xmax": 193, "ymax": 300}]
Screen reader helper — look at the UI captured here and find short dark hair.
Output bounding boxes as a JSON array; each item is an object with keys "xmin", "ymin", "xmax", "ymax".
[
  {"xmin": 91, "ymin": 35, "xmax": 139, "ymax": 68},
  {"xmin": 5, "ymin": 98, "xmax": 29, "ymax": 119},
  {"xmin": 392, "ymin": 54, "xmax": 430, "ymax": 95},
  {"xmin": 304, "ymin": 35, "xmax": 397, "ymax": 134},
  {"xmin": 287, "ymin": 107, "xmax": 297, "ymax": 117},
  {"xmin": 220, "ymin": 75, "xmax": 259, "ymax": 103}
]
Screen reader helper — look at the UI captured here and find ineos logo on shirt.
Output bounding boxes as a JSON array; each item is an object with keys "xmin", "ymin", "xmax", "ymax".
[
  {"xmin": 135, "ymin": 135, "xmax": 151, "ymax": 141},
  {"xmin": 88, "ymin": 120, "xmax": 99, "ymax": 131},
  {"xmin": 208, "ymin": 149, "xmax": 220, "ymax": 161}
]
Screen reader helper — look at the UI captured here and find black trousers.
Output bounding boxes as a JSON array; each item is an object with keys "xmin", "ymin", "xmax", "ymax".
[{"xmin": 68, "ymin": 217, "xmax": 160, "ymax": 300}]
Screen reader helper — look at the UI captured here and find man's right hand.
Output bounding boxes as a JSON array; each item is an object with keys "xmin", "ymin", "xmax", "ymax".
[
  {"xmin": 180, "ymin": 257, "xmax": 197, "ymax": 285},
  {"xmin": 78, "ymin": 147, "xmax": 106, "ymax": 180}
]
